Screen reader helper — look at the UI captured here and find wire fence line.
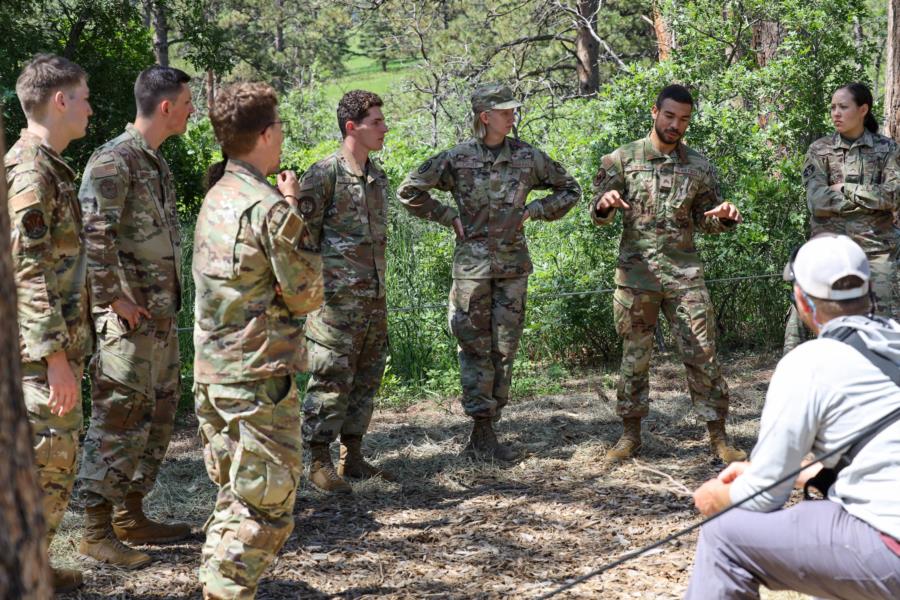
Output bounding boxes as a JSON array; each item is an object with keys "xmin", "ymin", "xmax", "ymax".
[{"xmin": 174, "ymin": 272, "xmax": 782, "ymax": 333}]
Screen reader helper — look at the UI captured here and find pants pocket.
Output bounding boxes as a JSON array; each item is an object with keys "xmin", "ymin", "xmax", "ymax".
[
  {"xmin": 230, "ymin": 443, "xmax": 297, "ymax": 512},
  {"xmin": 199, "ymin": 422, "xmax": 231, "ymax": 486},
  {"xmin": 613, "ymin": 287, "xmax": 634, "ymax": 336},
  {"xmin": 34, "ymin": 430, "xmax": 78, "ymax": 471}
]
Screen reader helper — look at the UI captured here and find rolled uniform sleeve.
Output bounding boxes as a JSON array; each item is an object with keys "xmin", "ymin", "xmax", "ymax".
[
  {"xmin": 804, "ymin": 150, "xmax": 851, "ymax": 217},
  {"xmin": 524, "ymin": 149, "xmax": 581, "ymax": 221},
  {"xmin": 694, "ymin": 163, "xmax": 738, "ymax": 234},
  {"xmin": 80, "ymin": 151, "xmax": 129, "ymax": 306},
  {"xmin": 590, "ymin": 150, "xmax": 625, "ymax": 226},
  {"xmin": 397, "ymin": 152, "xmax": 459, "ymax": 227},
  {"xmin": 845, "ymin": 149, "xmax": 900, "ymax": 212},
  {"xmin": 263, "ymin": 201, "xmax": 323, "ymax": 316},
  {"xmin": 9, "ymin": 172, "xmax": 67, "ymax": 360}
]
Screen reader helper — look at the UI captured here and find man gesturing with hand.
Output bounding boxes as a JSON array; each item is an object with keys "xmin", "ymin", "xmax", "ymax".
[{"xmin": 593, "ymin": 84, "xmax": 744, "ymax": 464}]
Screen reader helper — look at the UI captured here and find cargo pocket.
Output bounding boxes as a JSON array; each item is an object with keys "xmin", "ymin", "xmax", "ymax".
[
  {"xmin": 33, "ymin": 430, "xmax": 78, "ymax": 472},
  {"xmin": 305, "ymin": 311, "xmax": 355, "ymax": 355},
  {"xmin": 230, "ymin": 434, "xmax": 297, "ymax": 512},
  {"xmin": 613, "ymin": 288, "xmax": 634, "ymax": 337},
  {"xmin": 448, "ymin": 283, "xmax": 474, "ymax": 337},
  {"xmin": 199, "ymin": 422, "xmax": 231, "ymax": 486}
]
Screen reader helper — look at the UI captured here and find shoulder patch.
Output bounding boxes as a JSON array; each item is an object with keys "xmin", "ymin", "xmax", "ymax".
[
  {"xmin": 418, "ymin": 159, "xmax": 434, "ymax": 174},
  {"xmin": 299, "ymin": 197, "xmax": 316, "ymax": 218},
  {"xmin": 276, "ymin": 208, "xmax": 303, "ymax": 244},
  {"xmin": 802, "ymin": 164, "xmax": 815, "ymax": 179},
  {"xmin": 9, "ymin": 190, "xmax": 40, "ymax": 212},
  {"xmin": 99, "ymin": 179, "xmax": 119, "ymax": 199},
  {"xmin": 92, "ymin": 161, "xmax": 118, "ymax": 178},
  {"xmin": 21, "ymin": 208, "xmax": 48, "ymax": 239},
  {"xmin": 593, "ymin": 168, "xmax": 607, "ymax": 187}
]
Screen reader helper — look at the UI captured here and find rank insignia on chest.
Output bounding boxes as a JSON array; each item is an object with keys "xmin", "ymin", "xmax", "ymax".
[{"xmin": 21, "ymin": 208, "xmax": 48, "ymax": 239}]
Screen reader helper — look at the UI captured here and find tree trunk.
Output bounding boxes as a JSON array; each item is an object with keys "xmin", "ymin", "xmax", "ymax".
[
  {"xmin": 274, "ymin": 0, "xmax": 284, "ymax": 52},
  {"xmin": 575, "ymin": 0, "xmax": 600, "ymax": 95},
  {"xmin": 752, "ymin": 19, "xmax": 783, "ymax": 68},
  {"xmin": 885, "ymin": 0, "xmax": 900, "ymax": 139},
  {"xmin": 153, "ymin": 0, "xmax": 170, "ymax": 67},
  {"xmin": 652, "ymin": 0, "xmax": 673, "ymax": 61},
  {"xmin": 0, "ymin": 118, "xmax": 52, "ymax": 600},
  {"xmin": 206, "ymin": 69, "xmax": 216, "ymax": 112}
]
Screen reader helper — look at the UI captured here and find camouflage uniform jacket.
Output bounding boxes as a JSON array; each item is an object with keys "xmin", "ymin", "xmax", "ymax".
[
  {"xmin": 804, "ymin": 130, "xmax": 900, "ymax": 255},
  {"xmin": 397, "ymin": 137, "xmax": 581, "ymax": 279},
  {"xmin": 6, "ymin": 130, "xmax": 90, "ymax": 362},
  {"xmin": 298, "ymin": 150, "xmax": 388, "ymax": 298},
  {"xmin": 192, "ymin": 159, "xmax": 324, "ymax": 383},
  {"xmin": 79, "ymin": 124, "xmax": 182, "ymax": 317},
  {"xmin": 591, "ymin": 136, "xmax": 736, "ymax": 292}
]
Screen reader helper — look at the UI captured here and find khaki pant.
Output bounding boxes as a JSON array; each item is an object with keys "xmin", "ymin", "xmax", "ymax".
[
  {"xmin": 302, "ymin": 294, "xmax": 388, "ymax": 445},
  {"xmin": 78, "ymin": 310, "xmax": 179, "ymax": 506},
  {"xmin": 613, "ymin": 285, "xmax": 729, "ymax": 421},
  {"xmin": 448, "ymin": 277, "xmax": 528, "ymax": 419},
  {"xmin": 196, "ymin": 376, "xmax": 302, "ymax": 600},
  {"xmin": 22, "ymin": 358, "xmax": 84, "ymax": 545}
]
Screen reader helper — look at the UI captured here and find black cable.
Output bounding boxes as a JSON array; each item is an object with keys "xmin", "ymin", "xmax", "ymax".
[{"xmin": 534, "ymin": 403, "xmax": 900, "ymax": 599}]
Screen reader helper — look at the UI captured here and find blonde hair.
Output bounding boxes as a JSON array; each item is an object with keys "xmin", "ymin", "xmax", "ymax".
[{"xmin": 472, "ymin": 110, "xmax": 487, "ymax": 139}]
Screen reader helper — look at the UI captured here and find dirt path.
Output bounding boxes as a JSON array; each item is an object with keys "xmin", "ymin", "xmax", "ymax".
[{"xmin": 54, "ymin": 351, "xmax": 808, "ymax": 599}]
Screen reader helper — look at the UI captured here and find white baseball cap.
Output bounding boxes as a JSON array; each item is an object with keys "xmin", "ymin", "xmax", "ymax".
[{"xmin": 783, "ymin": 234, "xmax": 870, "ymax": 300}]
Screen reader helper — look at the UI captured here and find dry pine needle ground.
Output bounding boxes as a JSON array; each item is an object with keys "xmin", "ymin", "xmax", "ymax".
[{"xmin": 53, "ymin": 352, "xmax": 809, "ymax": 599}]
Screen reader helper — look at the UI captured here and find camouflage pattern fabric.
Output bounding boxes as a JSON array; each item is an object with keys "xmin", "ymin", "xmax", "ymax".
[
  {"xmin": 77, "ymin": 124, "xmax": 184, "ymax": 507},
  {"xmin": 193, "ymin": 158, "xmax": 321, "ymax": 597},
  {"xmin": 297, "ymin": 150, "xmax": 389, "ymax": 444},
  {"xmin": 448, "ymin": 277, "xmax": 527, "ymax": 418},
  {"xmin": 591, "ymin": 136, "xmax": 737, "ymax": 291},
  {"xmin": 192, "ymin": 159, "xmax": 323, "ymax": 383},
  {"xmin": 804, "ymin": 131, "xmax": 900, "ymax": 255},
  {"xmin": 6, "ymin": 129, "xmax": 91, "ymax": 362},
  {"xmin": 613, "ymin": 286, "xmax": 728, "ymax": 420},
  {"xmin": 302, "ymin": 294, "xmax": 388, "ymax": 444},
  {"xmin": 78, "ymin": 314, "xmax": 179, "ymax": 504},
  {"xmin": 397, "ymin": 137, "xmax": 581, "ymax": 279},
  {"xmin": 297, "ymin": 150, "xmax": 388, "ymax": 298},
  {"xmin": 784, "ymin": 251, "xmax": 895, "ymax": 354},
  {"xmin": 196, "ymin": 376, "xmax": 301, "ymax": 600},
  {"xmin": 593, "ymin": 137, "xmax": 736, "ymax": 420},
  {"xmin": 6, "ymin": 130, "xmax": 89, "ymax": 545},
  {"xmin": 21, "ymin": 360, "xmax": 84, "ymax": 543}
]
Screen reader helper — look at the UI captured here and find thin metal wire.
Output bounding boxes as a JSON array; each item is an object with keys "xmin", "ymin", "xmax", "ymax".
[
  {"xmin": 533, "ymin": 404, "xmax": 900, "ymax": 599},
  {"xmin": 174, "ymin": 272, "xmax": 782, "ymax": 332}
]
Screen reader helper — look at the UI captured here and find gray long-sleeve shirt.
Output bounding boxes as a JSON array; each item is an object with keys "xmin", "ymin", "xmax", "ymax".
[{"xmin": 730, "ymin": 315, "xmax": 900, "ymax": 539}]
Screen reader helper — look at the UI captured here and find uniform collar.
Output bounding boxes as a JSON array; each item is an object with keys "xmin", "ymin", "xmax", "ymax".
[
  {"xmin": 833, "ymin": 129, "xmax": 875, "ymax": 150},
  {"xmin": 225, "ymin": 157, "xmax": 269, "ymax": 184},
  {"xmin": 477, "ymin": 137, "xmax": 512, "ymax": 165},
  {"xmin": 336, "ymin": 148, "xmax": 382, "ymax": 184},
  {"xmin": 125, "ymin": 123, "xmax": 161, "ymax": 164},
  {"xmin": 17, "ymin": 129, "xmax": 76, "ymax": 179},
  {"xmin": 643, "ymin": 134, "xmax": 688, "ymax": 163}
]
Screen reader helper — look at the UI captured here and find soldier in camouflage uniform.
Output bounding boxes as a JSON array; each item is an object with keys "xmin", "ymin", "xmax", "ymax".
[
  {"xmin": 784, "ymin": 83, "xmax": 900, "ymax": 353},
  {"xmin": 398, "ymin": 84, "xmax": 580, "ymax": 460},
  {"xmin": 77, "ymin": 65, "xmax": 195, "ymax": 568},
  {"xmin": 592, "ymin": 85, "xmax": 745, "ymax": 463},
  {"xmin": 6, "ymin": 54, "xmax": 92, "ymax": 594},
  {"xmin": 193, "ymin": 82, "xmax": 323, "ymax": 600},
  {"xmin": 298, "ymin": 90, "xmax": 395, "ymax": 493}
]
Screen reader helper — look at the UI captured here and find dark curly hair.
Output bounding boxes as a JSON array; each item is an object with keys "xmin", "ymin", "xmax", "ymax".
[
  {"xmin": 206, "ymin": 82, "xmax": 278, "ymax": 189},
  {"xmin": 337, "ymin": 90, "xmax": 383, "ymax": 137}
]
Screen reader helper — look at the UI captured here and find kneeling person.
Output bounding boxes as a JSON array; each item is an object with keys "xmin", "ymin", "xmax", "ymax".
[
  {"xmin": 193, "ymin": 82, "xmax": 323, "ymax": 599},
  {"xmin": 687, "ymin": 234, "xmax": 900, "ymax": 600}
]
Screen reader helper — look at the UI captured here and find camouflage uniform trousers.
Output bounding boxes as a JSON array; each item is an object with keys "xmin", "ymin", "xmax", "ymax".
[
  {"xmin": 302, "ymin": 294, "xmax": 388, "ymax": 445},
  {"xmin": 785, "ymin": 250, "xmax": 896, "ymax": 354},
  {"xmin": 196, "ymin": 375, "xmax": 301, "ymax": 599},
  {"xmin": 78, "ymin": 310, "xmax": 179, "ymax": 506},
  {"xmin": 448, "ymin": 277, "xmax": 528, "ymax": 419},
  {"xmin": 22, "ymin": 358, "xmax": 84, "ymax": 545},
  {"xmin": 613, "ymin": 285, "xmax": 729, "ymax": 421}
]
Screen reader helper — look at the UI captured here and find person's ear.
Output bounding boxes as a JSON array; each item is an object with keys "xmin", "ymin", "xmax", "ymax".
[
  {"xmin": 345, "ymin": 120, "xmax": 356, "ymax": 136},
  {"xmin": 159, "ymin": 99, "xmax": 172, "ymax": 117},
  {"xmin": 51, "ymin": 90, "xmax": 67, "ymax": 113},
  {"xmin": 479, "ymin": 111, "xmax": 489, "ymax": 125}
]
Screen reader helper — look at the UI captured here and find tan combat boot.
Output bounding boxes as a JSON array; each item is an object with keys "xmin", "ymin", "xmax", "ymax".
[
  {"xmin": 338, "ymin": 435, "xmax": 397, "ymax": 481},
  {"xmin": 79, "ymin": 502, "xmax": 152, "ymax": 569},
  {"xmin": 707, "ymin": 419, "xmax": 747, "ymax": 463},
  {"xmin": 308, "ymin": 443, "xmax": 352, "ymax": 494},
  {"xmin": 605, "ymin": 417, "xmax": 642, "ymax": 461},
  {"xmin": 113, "ymin": 492, "xmax": 191, "ymax": 544},
  {"xmin": 51, "ymin": 567, "xmax": 83, "ymax": 593},
  {"xmin": 463, "ymin": 417, "xmax": 519, "ymax": 461}
]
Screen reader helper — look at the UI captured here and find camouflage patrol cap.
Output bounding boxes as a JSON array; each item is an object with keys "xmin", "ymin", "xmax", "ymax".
[{"xmin": 471, "ymin": 83, "xmax": 522, "ymax": 113}]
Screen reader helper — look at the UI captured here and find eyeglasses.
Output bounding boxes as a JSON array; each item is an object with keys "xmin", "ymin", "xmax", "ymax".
[{"xmin": 262, "ymin": 120, "xmax": 289, "ymax": 136}]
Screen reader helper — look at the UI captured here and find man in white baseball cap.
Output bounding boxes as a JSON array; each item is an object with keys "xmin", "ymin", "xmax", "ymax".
[{"xmin": 684, "ymin": 234, "xmax": 900, "ymax": 599}]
